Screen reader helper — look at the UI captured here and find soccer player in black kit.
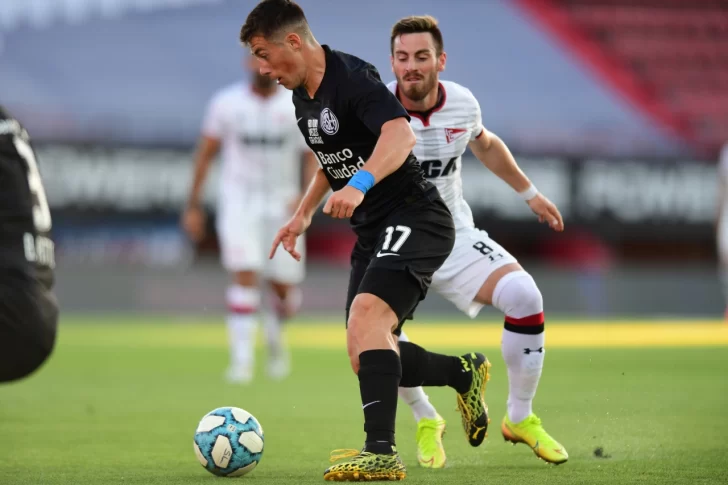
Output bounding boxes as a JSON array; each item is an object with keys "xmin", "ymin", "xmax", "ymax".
[
  {"xmin": 0, "ymin": 106, "xmax": 58, "ymax": 383},
  {"xmin": 241, "ymin": 1, "xmax": 489, "ymax": 481}
]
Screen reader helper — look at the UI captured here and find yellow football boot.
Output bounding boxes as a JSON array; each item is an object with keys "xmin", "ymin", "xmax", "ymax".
[
  {"xmin": 415, "ymin": 415, "xmax": 446, "ymax": 468},
  {"xmin": 455, "ymin": 352, "xmax": 491, "ymax": 446},
  {"xmin": 502, "ymin": 413, "xmax": 568, "ymax": 464},
  {"xmin": 324, "ymin": 447, "xmax": 406, "ymax": 481}
]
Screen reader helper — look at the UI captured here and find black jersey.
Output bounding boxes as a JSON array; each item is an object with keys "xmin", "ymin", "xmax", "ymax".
[
  {"xmin": 0, "ymin": 106, "xmax": 55, "ymax": 289},
  {"xmin": 292, "ymin": 45, "xmax": 434, "ymax": 234}
]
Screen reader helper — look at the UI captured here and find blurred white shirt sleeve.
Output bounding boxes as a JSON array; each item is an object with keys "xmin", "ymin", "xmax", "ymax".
[{"xmin": 201, "ymin": 94, "xmax": 226, "ymax": 139}]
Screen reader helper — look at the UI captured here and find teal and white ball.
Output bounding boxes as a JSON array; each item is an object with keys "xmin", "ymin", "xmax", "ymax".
[{"xmin": 193, "ymin": 407, "xmax": 264, "ymax": 477}]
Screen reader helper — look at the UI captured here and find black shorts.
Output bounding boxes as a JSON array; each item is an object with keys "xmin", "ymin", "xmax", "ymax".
[
  {"xmin": 0, "ymin": 268, "xmax": 58, "ymax": 383},
  {"xmin": 345, "ymin": 189, "xmax": 455, "ymax": 333}
]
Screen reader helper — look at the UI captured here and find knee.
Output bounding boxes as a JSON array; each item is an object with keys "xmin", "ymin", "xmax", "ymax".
[
  {"xmin": 226, "ymin": 285, "xmax": 261, "ymax": 314},
  {"xmin": 347, "ymin": 293, "xmax": 394, "ymax": 335},
  {"xmin": 516, "ymin": 275, "xmax": 543, "ymax": 315},
  {"xmin": 346, "ymin": 296, "xmax": 375, "ymax": 371},
  {"xmin": 346, "ymin": 293, "xmax": 397, "ymax": 372},
  {"xmin": 492, "ymin": 270, "xmax": 543, "ymax": 317},
  {"xmin": 346, "ymin": 330, "xmax": 360, "ymax": 374},
  {"xmin": 269, "ymin": 285, "xmax": 302, "ymax": 319}
]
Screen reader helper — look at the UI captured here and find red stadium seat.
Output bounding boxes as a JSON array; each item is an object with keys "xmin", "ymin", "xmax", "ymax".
[{"xmin": 548, "ymin": 0, "xmax": 728, "ymax": 154}]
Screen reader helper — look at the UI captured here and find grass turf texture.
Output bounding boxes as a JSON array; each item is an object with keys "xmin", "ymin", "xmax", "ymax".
[{"xmin": 1, "ymin": 318, "xmax": 727, "ymax": 484}]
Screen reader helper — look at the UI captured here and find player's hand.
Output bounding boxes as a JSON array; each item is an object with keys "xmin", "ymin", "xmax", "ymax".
[
  {"xmin": 323, "ymin": 186, "xmax": 364, "ymax": 219},
  {"xmin": 181, "ymin": 205, "xmax": 207, "ymax": 242},
  {"xmin": 269, "ymin": 214, "xmax": 311, "ymax": 262},
  {"xmin": 527, "ymin": 193, "xmax": 564, "ymax": 232}
]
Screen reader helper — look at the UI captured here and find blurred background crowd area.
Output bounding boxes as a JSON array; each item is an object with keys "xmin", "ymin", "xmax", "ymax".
[{"xmin": 1, "ymin": 0, "xmax": 726, "ymax": 318}]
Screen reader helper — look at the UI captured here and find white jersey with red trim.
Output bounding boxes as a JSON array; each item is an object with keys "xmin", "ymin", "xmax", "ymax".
[
  {"xmin": 387, "ymin": 80, "xmax": 485, "ymax": 230},
  {"xmin": 201, "ymin": 82, "xmax": 308, "ymax": 217},
  {"xmin": 388, "ymin": 79, "xmax": 518, "ymax": 318}
]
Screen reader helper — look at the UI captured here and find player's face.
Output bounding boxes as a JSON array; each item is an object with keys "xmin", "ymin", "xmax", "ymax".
[
  {"xmin": 249, "ymin": 35, "xmax": 305, "ymax": 90},
  {"xmin": 391, "ymin": 32, "xmax": 445, "ymax": 102}
]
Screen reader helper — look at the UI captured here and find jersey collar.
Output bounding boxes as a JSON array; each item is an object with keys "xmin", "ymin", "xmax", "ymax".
[{"xmin": 396, "ymin": 82, "xmax": 447, "ymax": 127}]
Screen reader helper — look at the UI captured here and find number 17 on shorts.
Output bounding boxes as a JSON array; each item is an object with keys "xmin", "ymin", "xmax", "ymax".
[{"xmin": 376, "ymin": 225, "xmax": 411, "ymax": 258}]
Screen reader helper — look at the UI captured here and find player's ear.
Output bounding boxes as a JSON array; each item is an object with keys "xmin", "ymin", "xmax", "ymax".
[
  {"xmin": 286, "ymin": 32, "xmax": 302, "ymax": 51},
  {"xmin": 438, "ymin": 51, "xmax": 447, "ymax": 72},
  {"xmin": 390, "ymin": 56, "xmax": 395, "ymax": 72}
]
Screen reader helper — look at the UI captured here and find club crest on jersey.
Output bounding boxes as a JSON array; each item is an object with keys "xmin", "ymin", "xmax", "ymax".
[
  {"xmin": 319, "ymin": 108, "xmax": 339, "ymax": 135},
  {"xmin": 445, "ymin": 128, "xmax": 467, "ymax": 144}
]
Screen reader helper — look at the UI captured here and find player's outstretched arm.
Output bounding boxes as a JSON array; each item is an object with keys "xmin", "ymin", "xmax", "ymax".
[
  {"xmin": 182, "ymin": 135, "xmax": 220, "ymax": 242},
  {"xmin": 288, "ymin": 150, "xmax": 321, "ymax": 214},
  {"xmin": 300, "ymin": 151, "xmax": 321, "ymax": 206},
  {"xmin": 270, "ymin": 168, "xmax": 330, "ymax": 261},
  {"xmin": 294, "ymin": 167, "xmax": 330, "ymax": 220},
  {"xmin": 469, "ymin": 130, "xmax": 564, "ymax": 232},
  {"xmin": 302, "ymin": 151, "xmax": 320, "ymax": 190}
]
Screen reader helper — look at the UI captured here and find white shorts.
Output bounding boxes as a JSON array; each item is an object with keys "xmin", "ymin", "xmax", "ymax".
[
  {"xmin": 216, "ymin": 206, "xmax": 305, "ymax": 285},
  {"xmin": 430, "ymin": 226, "xmax": 518, "ymax": 318}
]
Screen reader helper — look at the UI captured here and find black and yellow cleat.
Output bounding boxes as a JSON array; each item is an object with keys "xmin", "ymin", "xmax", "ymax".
[
  {"xmin": 455, "ymin": 352, "xmax": 491, "ymax": 447},
  {"xmin": 323, "ymin": 448, "xmax": 406, "ymax": 481}
]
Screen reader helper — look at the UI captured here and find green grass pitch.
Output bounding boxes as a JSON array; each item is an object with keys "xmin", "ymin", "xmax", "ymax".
[{"xmin": 0, "ymin": 318, "xmax": 727, "ymax": 484}]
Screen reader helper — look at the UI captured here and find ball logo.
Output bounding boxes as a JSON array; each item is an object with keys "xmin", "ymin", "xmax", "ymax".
[{"xmin": 319, "ymin": 108, "xmax": 339, "ymax": 135}]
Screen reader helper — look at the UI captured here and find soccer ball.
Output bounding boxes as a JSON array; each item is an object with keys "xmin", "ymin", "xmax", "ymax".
[{"xmin": 193, "ymin": 406, "xmax": 264, "ymax": 477}]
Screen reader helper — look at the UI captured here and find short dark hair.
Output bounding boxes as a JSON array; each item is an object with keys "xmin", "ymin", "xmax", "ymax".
[
  {"xmin": 240, "ymin": 0, "xmax": 309, "ymax": 45},
  {"xmin": 390, "ymin": 15, "xmax": 444, "ymax": 55}
]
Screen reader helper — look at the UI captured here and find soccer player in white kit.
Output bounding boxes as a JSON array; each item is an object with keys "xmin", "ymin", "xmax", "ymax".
[
  {"xmin": 182, "ymin": 55, "xmax": 317, "ymax": 384},
  {"xmin": 387, "ymin": 16, "xmax": 568, "ymax": 467},
  {"xmin": 716, "ymin": 142, "xmax": 728, "ymax": 319}
]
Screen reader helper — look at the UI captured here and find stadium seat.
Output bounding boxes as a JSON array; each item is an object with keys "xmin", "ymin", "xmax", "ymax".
[{"xmin": 548, "ymin": 0, "xmax": 728, "ymax": 154}]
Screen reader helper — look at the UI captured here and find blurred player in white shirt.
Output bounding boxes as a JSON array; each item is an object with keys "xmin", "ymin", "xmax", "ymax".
[
  {"xmin": 182, "ymin": 55, "xmax": 317, "ymax": 384},
  {"xmin": 387, "ymin": 16, "xmax": 568, "ymax": 467},
  {"xmin": 716, "ymin": 142, "xmax": 728, "ymax": 318}
]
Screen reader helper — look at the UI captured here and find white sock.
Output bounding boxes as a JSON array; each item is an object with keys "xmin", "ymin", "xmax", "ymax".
[
  {"xmin": 501, "ymin": 329, "xmax": 544, "ymax": 423},
  {"xmin": 397, "ymin": 330, "xmax": 438, "ymax": 421},
  {"xmin": 398, "ymin": 386, "xmax": 438, "ymax": 422},
  {"xmin": 263, "ymin": 287, "xmax": 301, "ymax": 359},
  {"xmin": 492, "ymin": 271, "xmax": 545, "ymax": 424},
  {"xmin": 226, "ymin": 285, "xmax": 260, "ymax": 371},
  {"xmin": 261, "ymin": 307, "xmax": 287, "ymax": 362}
]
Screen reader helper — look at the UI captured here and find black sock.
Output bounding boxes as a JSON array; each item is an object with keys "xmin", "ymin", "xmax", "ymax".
[
  {"xmin": 358, "ymin": 349, "xmax": 401, "ymax": 454},
  {"xmin": 399, "ymin": 341, "xmax": 471, "ymax": 394}
]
